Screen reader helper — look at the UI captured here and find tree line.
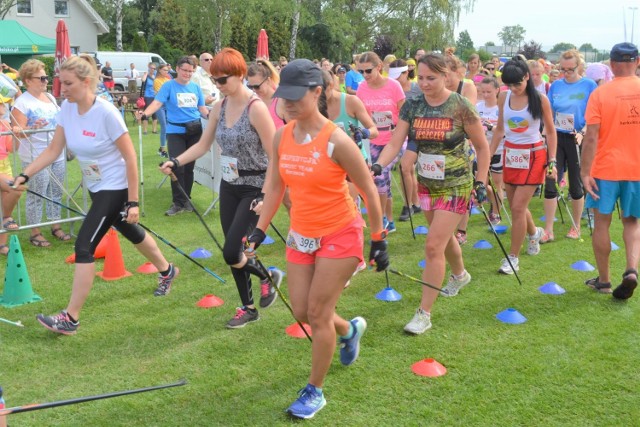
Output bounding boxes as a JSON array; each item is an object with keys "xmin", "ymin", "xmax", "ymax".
[{"xmin": 88, "ymin": 0, "xmax": 476, "ymax": 64}]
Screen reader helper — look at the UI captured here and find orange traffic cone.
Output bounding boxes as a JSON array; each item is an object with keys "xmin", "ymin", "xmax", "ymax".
[
  {"xmin": 96, "ymin": 229, "xmax": 132, "ymax": 281},
  {"xmin": 66, "ymin": 234, "xmax": 109, "ymax": 264}
]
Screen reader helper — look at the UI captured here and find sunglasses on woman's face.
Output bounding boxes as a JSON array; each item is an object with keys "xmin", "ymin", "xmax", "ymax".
[
  {"xmin": 247, "ymin": 77, "xmax": 268, "ymax": 90},
  {"xmin": 358, "ymin": 68, "xmax": 374, "ymax": 74},
  {"xmin": 212, "ymin": 75, "xmax": 231, "ymax": 85},
  {"xmin": 34, "ymin": 75, "xmax": 49, "ymax": 82}
]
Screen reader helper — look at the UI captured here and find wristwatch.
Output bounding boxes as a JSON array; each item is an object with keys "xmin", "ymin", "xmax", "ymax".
[{"xmin": 371, "ymin": 230, "xmax": 387, "ymax": 241}]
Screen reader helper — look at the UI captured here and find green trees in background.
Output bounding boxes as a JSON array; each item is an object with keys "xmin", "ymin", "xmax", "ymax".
[{"xmin": 89, "ymin": 0, "xmax": 475, "ymax": 64}]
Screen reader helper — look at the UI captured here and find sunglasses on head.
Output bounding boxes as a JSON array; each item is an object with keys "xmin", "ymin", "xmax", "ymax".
[
  {"xmin": 247, "ymin": 77, "xmax": 268, "ymax": 90},
  {"xmin": 212, "ymin": 75, "xmax": 231, "ymax": 85}
]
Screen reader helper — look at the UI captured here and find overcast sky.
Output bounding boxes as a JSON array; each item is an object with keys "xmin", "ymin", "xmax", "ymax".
[{"xmin": 455, "ymin": 0, "xmax": 640, "ymax": 51}]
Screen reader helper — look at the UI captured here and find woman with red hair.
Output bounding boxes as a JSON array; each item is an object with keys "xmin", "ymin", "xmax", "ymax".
[{"xmin": 160, "ymin": 48, "xmax": 281, "ymax": 328}]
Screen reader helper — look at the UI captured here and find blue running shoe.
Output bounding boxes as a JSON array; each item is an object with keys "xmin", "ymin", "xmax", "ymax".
[
  {"xmin": 339, "ymin": 316, "xmax": 367, "ymax": 366},
  {"xmin": 286, "ymin": 384, "xmax": 326, "ymax": 419},
  {"xmin": 386, "ymin": 221, "xmax": 396, "ymax": 233},
  {"xmin": 382, "ymin": 216, "xmax": 389, "ymax": 230}
]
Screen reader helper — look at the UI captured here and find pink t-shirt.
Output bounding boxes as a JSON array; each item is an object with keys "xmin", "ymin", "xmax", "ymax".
[{"xmin": 356, "ymin": 78, "xmax": 405, "ymax": 146}]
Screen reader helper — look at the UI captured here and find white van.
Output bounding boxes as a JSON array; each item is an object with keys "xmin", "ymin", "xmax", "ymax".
[{"xmin": 92, "ymin": 51, "xmax": 168, "ymax": 91}]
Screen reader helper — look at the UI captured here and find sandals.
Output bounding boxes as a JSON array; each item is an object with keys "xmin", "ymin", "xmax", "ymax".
[
  {"xmin": 585, "ymin": 276, "xmax": 612, "ymax": 294},
  {"xmin": 0, "ymin": 244, "xmax": 8, "ymax": 256},
  {"xmin": 29, "ymin": 233, "xmax": 51, "ymax": 248},
  {"xmin": 51, "ymin": 228, "xmax": 72, "ymax": 241},
  {"xmin": 613, "ymin": 269, "xmax": 638, "ymax": 300},
  {"xmin": 2, "ymin": 217, "xmax": 19, "ymax": 230}
]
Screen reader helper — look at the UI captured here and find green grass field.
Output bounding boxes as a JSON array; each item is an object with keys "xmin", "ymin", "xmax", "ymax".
[{"xmin": 1, "ymin": 125, "xmax": 639, "ymax": 426}]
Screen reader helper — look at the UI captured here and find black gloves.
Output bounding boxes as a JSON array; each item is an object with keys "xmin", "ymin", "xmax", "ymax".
[
  {"xmin": 474, "ymin": 181, "xmax": 487, "ymax": 203},
  {"xmin": 246, "ymin": 228, "xmax": 266, "ymax": 251},
  {"xmin": 369, "ymin": 240, "xmax": 389, "ymax": 272}
]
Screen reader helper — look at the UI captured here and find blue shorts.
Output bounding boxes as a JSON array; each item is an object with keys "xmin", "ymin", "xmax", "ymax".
[{"xmin": 585, "ymin": 179, "xmax": 640, "ymax": 218}]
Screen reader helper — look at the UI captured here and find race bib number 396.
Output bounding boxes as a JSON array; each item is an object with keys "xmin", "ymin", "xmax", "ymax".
[{"xmin": 287, "ymin": 229, "xmax": 321, "ymax": 254}]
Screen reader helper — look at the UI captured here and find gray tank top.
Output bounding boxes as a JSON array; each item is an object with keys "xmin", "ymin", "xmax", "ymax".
[{"xmin": 216, "ymin": 97, "xmax": 268, "ymax": 187}]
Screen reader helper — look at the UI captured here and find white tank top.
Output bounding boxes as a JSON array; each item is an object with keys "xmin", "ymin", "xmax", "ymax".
[{"xmin": 503, "ymin": 91, "xmax": 542, "ymax": 144}]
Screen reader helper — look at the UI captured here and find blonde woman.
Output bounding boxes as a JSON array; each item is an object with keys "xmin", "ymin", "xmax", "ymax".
[
  {"xmin": 11, "ymin": 59, "xmax": 70, "ymax": 247},
  {"xmin": 12, "ymin": 55, "xmax": 177, "ymax": 335},
  {"xmin": 247, "ymin": 59, "xmax": 285, "ymax": 129}
]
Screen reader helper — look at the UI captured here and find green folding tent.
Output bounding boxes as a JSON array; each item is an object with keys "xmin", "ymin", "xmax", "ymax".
[{"xmin": 0, "ymin": 20, "xmax": 55, "ymax": 68}]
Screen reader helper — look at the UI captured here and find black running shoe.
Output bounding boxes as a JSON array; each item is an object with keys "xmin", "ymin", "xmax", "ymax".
[
  {"xmin": 154, "ymin": 264, "xmax": 179, "ymax": 296},
  {"xmin": 398, "ymin": 206, "xmax": 411, "ymax": 222},
  {"xmin": 226, "ymin": 306, "xmax": 260, "ymax": 328},
  {"xmin": 36, "ymin": 310, "xmax": 78, "ymax": 335}
]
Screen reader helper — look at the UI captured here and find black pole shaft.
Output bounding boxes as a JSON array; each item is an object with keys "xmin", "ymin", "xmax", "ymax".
[
  {"xmin": 0, "ymin": 380, "xmax": 187, "ymax": 416},
  {"xmin": 269, "ymin": 222, "xmax": 287, "ymax": 245},
  {"xmin": 254, "ymin": 257, "xmax": 312, "ymax": 342},
  {"xmin": 398, "ymin": 164, "xmax": 416, "ymax": 240},
  {"xmin": 388, "ymin": 269, "xmax": 444, "ymax": 294},
  {"xmin": 168, "ymin": 172, "xmax": 224, "ymax": 252},
  {"xmin": 476, "ymin": 199, "xmax": 523, "ymax": 285}
]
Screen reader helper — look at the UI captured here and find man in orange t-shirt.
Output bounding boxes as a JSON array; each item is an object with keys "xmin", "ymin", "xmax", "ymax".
[{"xmin": 581, "ymin": 42, "xmax": 640, "ymax": 299}]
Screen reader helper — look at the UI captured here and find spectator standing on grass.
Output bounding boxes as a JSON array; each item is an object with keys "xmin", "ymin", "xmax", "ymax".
[
  {"xmin": 140, "ymin": 62, "xmax": 158, "ymax": 135},
  {"xmin": 101, "ymin": 61, "xmax": 114, "ymax": 90},
  {"xmin": 374, "ymin": 53, "xmax": 490, "ymax": 334},
  {"xmin": 581, "ymin": 42, "xmax": 640, "ymax": 298},
  {"xmin": 137, "ymin": 57, "xmax": 209, "ymax": 216},
  {"xmin": 191, "ymin": 52, "xmax": 219, "ymax": 108},
  {"xmin": 159, "ymin": 48, "xmax": 282, "ymax": 329},
  {"xmin": 153, "ymin": 64, "xmax": 171, "ymax": 157},
  {"xmin": 11, "ymin": 55, "xmax": 178, "ymax": 335},
  {"xmin": 125, "ymin": 63, "xmax": 139, "ymax": 93},
  {"xmin": 246, "ymin": 59, "xmax": 388, "ymax": 419},
  {"xmin": 11, "ymin": 59, "xmax": 71, "ymax": 248},
  {"xmin": 0, "ymin": 100, "xmax": 21, "ymax": 256}
]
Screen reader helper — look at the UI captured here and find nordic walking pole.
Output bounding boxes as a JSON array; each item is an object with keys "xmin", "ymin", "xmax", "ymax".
[
  {"xmin": 585, "ymin": 207, "xmax": 593, "ymax": 236},
  {"xmin": 398, "ymin": 164, "xmax": 416, "ymax": 240},
  {"xmin": 138, "ymin": 125, "xmax": 146, "ymax": 216},
  {"xmin": 475, "ymin": 197, "xmax": 522, "ymax": 285},
  {"xmin": 0, "ymin": 380, "xmax": 187, "ymax": 416},
  {"xmin": 162, "ymin": 166, "xmax": 224, "ymax": 253},
  {"xmin": 269, "ymin": 222, "xmax": 287, "ymax": 245},
  {"xmin": 388, "ymin": 269, "xmax": 445, "ymax": 294},
  {"xmin": 252, "ymin": 254, "xmax": 312, "ymax": 343},
  {"xmin": 555, "ymin": 182, "xmax": 582, "ymax": 241},
  {"xmin": 488, "ymin": 174, "xmax": 511, "ymax": 225},
  {"xmin": 20, "ymin": 186, "xmax": 226, "ymax": 284},
  {"xmin": 0, "ymin": 317, "xmax": 23, "ymax": 327},
  {"xmin": 137, "ymin": 222, "xmax": 225, "ymax": 283},
  {"xmin": 156, "ymin": 174, "xmax": 169, "ymax": 189}
]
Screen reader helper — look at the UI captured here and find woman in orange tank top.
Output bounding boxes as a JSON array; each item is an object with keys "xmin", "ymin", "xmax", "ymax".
[{"xmin": 246, "ymin": 59, "xmax": 388, "ymax": 419}]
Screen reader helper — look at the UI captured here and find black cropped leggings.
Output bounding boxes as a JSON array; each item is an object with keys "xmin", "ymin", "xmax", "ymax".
[
  {"xmin": 219, "ymin": 180, "xmax": 262, "ymax": 307},
  {"xmin": 75, "ymin": 189, "xmax": 146, "ymax": 263},
  {"xmin": 544, "ymin": 132, "xmax": 584, "ymax": 200}
]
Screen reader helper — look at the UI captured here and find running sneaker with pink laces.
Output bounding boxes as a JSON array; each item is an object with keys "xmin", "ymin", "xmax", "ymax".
[
  {"xmin": 455, "ymin": 230, "xmax": 467, "ymax": 245},
  {"xmin": 539, "ymin": 230, "xmax": 555, "ymax": 244},
  {"xmin": 566, "ymin": 227, "xmax": 580, "ymax": 239},
  {"xmin": 259, "ymin": 268, "xmax": 283, "ymax": 308}
]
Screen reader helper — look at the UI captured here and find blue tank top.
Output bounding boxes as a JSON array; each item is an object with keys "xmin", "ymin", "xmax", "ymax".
[
  {"xmin": 503, "ymin": 91, "xmax": 542, "ymax": 144},
  {"xmin": 144, "ymin": 73, "xmax": 155, "ymax": 97}
]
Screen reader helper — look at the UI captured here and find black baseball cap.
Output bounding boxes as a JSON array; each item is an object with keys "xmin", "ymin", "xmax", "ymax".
[
  {"xmin": 274, "ymin": 59, "xmax": 323, "ymax": 101},
  {"xmin": 610, "ymin": 42, "xmax": 638, "ymax": 62}
]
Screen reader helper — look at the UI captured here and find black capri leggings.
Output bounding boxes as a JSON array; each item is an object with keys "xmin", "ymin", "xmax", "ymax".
[
  {"xmin": 219, "ymin": 180, "xmax": 262, "ymax": 307},
  {"xmin": 544, "ymin": 132, "xmax": 583, "ymax": 200},
  {"xmin": 167, "ymin": 131, "xmax": 201, "ymax": 208},
  {"xmin": 75, "ymin": 189, "xmax": 146, "ymax": 263}
]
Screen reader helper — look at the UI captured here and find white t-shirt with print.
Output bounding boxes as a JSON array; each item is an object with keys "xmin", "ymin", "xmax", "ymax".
[
  {"xmin": 56, "ymin": 97, "xmax": 129, "ymax": 192},
  {"xmin": 13, "ymin": 91, "xmax": 63, "ymax": 163}
]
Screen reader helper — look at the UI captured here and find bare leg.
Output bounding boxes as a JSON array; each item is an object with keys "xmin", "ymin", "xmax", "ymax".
[
  {"xmin": 571, "ymin": 197, "xmax": 584, "ymax": 233},
  {"xmin": 506, "ymin": 184, "xmax": 537, "ymax": 256},
  {"xmin": 420, "ymin": 210, "xmax": 464, "ymax": 312},
  {"xmin": 66, "ymin": 263, "xmax": 96, "ymax": 320},
  {"xmin": 622, "ymin": 216, "xmax": 640, "ymax": 273},
  {"xmin": 543, "ymin": 198, "xmax": 557, "ymax": 235},
  {"xmin": 134, "ymin": 233, "xmax": 170, "ymax": 272},
  {"xmin": 591, "ymin": 210, "xmax": 612, "ymax": 283}
]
